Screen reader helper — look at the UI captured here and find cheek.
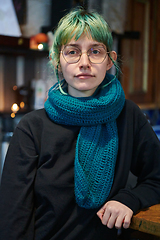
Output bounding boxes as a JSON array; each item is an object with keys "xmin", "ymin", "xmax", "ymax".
[
  {"xmin": 98, "ymin": 64, "xmax": 108, "ymax": 77},
  {"xmin": 61, "ymin": 65, "xmax": 72, "ymax": 78},
  {"xmin": 60, "ymin": 55, "xmax": 72, "ymax": 75}
]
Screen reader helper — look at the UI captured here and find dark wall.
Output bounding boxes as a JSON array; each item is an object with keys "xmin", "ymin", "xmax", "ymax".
[
  {"xmin": 50, "ymin": 1, "xmax": 72, "ymax": 30},
  {"xmin": 42, "ymin": 0, "xmax": 87, "ymax": 33}
]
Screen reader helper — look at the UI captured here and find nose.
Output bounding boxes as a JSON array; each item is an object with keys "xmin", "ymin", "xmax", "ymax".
[{"xmin": 79, "ymin": 52, "xmax": 91, "ymax": 69}]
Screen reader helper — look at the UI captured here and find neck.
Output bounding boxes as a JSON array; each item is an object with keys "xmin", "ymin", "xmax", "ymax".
[{"xmin": 68, "ymin": 85, "xmax": 97, "ymax": 97}]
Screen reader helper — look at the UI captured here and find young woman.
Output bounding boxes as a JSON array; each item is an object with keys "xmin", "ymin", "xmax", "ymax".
[{"xmin": 0, "ymin": 8, "xmax": 160, "ymax": 240}]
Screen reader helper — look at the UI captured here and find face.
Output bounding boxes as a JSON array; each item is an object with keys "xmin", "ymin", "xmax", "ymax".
[{"xmin": 59, "ymin": 34, "xmax": 117, "ymax": 97}]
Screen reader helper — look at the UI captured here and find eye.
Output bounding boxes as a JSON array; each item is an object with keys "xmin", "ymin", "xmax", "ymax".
[
  {"xmin": 68, "ymin": 50, "xmax": 77, "ymax": 55},
  {"xmin": 64, "ymin": 46, "xmax": 80, "ymax": 56},
  {"xmin": 89, "ymin": 47, "xmax": 106, "ymax": 56},
  {"xmin": 92, "ymin": 49, "xmax": 100, "ymax": 54},
  {"xmin": 90, "ymin": 47, "xmax": 104, "ymax": 55}
]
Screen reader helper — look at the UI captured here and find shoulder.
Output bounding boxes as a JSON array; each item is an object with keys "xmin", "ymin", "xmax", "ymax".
[
  {"xmin": 122, "ymin": 99, "xmax": 146, "ymax": 117},
  {"xmin": 16, "ymin": 108, "xmax": 80, "ymax": 136},
  {"xmin": 123, "ymin": 99, "xmax": 142, "ymax": 112},
  {"xmin": 16, "ymin": 108, "xmax": 56, "ymax": 136},
  {"xmin": 21, "ymin": 108, "xmax": 47, "ymax": 119},
  {"xmin": 118, "ymin": 99, "xmax": 148, "ymax": 129},
  {"xmin": 18, "ymin": 108, "xmax": 48, "ymax": 127}
]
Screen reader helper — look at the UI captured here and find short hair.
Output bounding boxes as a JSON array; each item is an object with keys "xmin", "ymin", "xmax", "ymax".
[{"xmin": 49, "ymin": 8, "xmax": 120, "ymax": 88}]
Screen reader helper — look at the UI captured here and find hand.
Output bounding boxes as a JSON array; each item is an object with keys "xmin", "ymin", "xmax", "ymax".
[{"xmin": 97, "ymin": 200, "xmax": 133, "ymax": 229}]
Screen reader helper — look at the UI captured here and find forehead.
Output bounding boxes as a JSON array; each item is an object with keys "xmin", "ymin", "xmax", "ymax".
[{"xmin": 63, "ymin": 33, "xmax": 105, "ymax": 48}]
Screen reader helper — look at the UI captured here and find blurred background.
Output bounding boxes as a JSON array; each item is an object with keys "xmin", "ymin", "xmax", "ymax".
[{"xmin": 0, "ymin": 0, "xmax": 160, "ymax": 176}]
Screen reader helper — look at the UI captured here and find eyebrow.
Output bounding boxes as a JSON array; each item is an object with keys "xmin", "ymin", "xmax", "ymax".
[{"xmin": 66, "ymin": 43, "xmax": 106, "ymax": 48}]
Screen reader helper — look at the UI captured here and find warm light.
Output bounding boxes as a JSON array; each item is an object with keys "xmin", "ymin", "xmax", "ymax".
[
  {"xmin": 38, "ymin": 43, "xmax": 43, "ymax": 50},
  {"xmin": 11, "ymin": 103, "xmax": 19, "ymax": 113},
  {"xmin": 13, "ymin": 85, "xmax": 17, "ymax": 91},
  {"xmin": 20, "ymin": 101, "xmax": 25, "ymax": 109},
  {"xmin": 11, "ymin": 113, "xmax": 15, "ymax": 118}
]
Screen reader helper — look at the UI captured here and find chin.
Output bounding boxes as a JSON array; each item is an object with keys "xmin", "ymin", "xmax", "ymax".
[{"xmin": 76, "ymin": 84, "xmax": 96, "ymax": 90}]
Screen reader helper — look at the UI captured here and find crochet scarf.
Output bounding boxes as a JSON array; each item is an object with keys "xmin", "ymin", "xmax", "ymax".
[{"xmin": 44, "ymin": 73, "xmax": 125, "ymax": 209}]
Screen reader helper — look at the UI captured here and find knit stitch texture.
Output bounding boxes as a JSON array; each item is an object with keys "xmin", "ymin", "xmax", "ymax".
[{"xmin": 44, "ymin": 73, "xmax": 125, "ymax": 208}]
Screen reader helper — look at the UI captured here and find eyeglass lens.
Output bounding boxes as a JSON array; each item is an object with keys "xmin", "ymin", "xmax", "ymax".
[{"xmin": 62, "ymin": 45, "xmax": 108, "ymax": 64}]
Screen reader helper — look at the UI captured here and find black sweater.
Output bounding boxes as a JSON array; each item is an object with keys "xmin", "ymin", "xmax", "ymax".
[{"xmin": 0, "ymin": 99, "xmax": 160, "ymax": 240}]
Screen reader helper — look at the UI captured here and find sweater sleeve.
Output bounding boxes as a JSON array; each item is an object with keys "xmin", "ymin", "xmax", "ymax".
[
  {"xmin": 112, "ymin": 114, "xmax": 160, "ymax": 214},
  {"xmin": 0, "ymin": 122, "xmax": 39, "ymax": 240}
]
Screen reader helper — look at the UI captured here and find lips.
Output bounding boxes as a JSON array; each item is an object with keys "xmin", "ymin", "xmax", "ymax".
[{"xmin": 75, "ymin": 73, "xmax": 95, "ymax": 79}]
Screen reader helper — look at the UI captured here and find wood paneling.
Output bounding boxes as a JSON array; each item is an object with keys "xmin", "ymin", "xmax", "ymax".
[{"xmin": 121, "ymin": 0, "xmax": 159, "ymax": 106}]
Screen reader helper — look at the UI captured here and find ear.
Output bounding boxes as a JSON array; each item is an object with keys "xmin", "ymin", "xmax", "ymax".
[
  {"xmin": 51, "ymin": 60, "xmax": 62, "ymax": 72},
  {"xmin": 106, "ymin": 51, "xmax": 117, "ymax": 71},
  {"xmin": 57, "ymin": 63, "xmax": 62, "ymax": 72}
]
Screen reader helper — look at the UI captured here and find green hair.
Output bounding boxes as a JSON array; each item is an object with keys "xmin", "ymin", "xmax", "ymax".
[{"xmin": 49, "ymin": 8, "xmax": 120, "ymax": 92}]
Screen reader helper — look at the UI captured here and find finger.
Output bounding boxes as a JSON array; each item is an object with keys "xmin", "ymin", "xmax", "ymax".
[
  {"xmin": 97, "ymin": 208, "xmax": 105, "ymax": 221},
  {"xmin": 114, "ymin": 215, "xmax": 124, "ymax": 229},
  {"xmin": 106, "ymin": 213, "xmax": 117, "ymax": 229},
  {"xmin": 123, "ymin": 215, "xmax": 132, "ymax": 229},
  {"xmin": 97, "ymin": 208, "xmax": 110, "ymax": 225}
]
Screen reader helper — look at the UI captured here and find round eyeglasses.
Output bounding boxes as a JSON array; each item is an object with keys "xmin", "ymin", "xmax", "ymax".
[{"xmin": 61, "ymin": 45, "xmax": 109, "ymax": 64}]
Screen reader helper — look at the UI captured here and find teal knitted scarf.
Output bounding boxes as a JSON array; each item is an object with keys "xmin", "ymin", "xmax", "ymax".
[{"xmin": 44, "ymin": 73, "xmax": 125, "ymax": 209}]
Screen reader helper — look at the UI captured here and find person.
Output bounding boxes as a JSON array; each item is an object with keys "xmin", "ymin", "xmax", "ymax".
[{"xmin": 0, "ymin": 8, "xmax": 160, "ymax": 240}]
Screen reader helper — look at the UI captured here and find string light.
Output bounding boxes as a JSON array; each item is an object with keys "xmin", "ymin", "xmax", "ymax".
[
  {"xmin": 20, "ymin": 102, "xmax": 25, "ymax": 109},
  {"xmin": 38, "ymin": 43, "xmax": 44, "ymax": 50},
  {"xmin": 11, "ymin": 113, "xmax": 15, "ymax": 118},
  {"xmin": 11, "ymin": 103, "xmax": 19, "ymax": 113}
]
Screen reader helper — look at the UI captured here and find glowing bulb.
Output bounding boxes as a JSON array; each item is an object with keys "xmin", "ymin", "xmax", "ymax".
[
  {"xmin": 11, "ymin": 103, "xmax": 19, "ymax": 113},
  {"xmin": 20, "ymin": 101, "xmax": 25, "ymax": 108},
  {"xmin": 38, "ymin": 43, "xmax": 43, "ymax": 50},
  {"xmin": 11, "ymin": 113, "xmax": 15, "ymax": 118},
  {"xmin": 13, "ymin": 85, "xmax": 17, "ymax": 91}
]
